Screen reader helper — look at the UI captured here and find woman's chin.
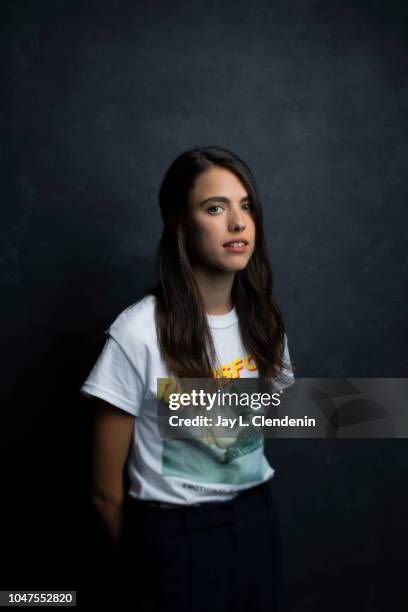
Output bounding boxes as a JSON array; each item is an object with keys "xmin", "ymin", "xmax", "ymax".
[
  {"xmin": 219, "ymin": 260, "xmax": 249, "ymax": 273},
  {"xmin": 193, "ymin": 257, "xmax": 250, "ymax": 275}
]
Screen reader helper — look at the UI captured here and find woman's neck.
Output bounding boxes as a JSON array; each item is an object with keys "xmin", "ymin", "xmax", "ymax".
[{"xmin": 191, "ymin": 264, "xmax": 235, "ymax": 315}]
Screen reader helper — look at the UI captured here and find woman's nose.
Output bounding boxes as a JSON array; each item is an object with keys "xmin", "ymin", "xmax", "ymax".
[
  {"xmin": 229, "ymin": 216, "xmax": 246, "ymax": 231},
  {"xmin": 228, "ymin": 208, "xmax": 246, "ymax": 231}
]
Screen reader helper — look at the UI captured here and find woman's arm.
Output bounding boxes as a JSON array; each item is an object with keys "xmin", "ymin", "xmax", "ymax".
[{"xmin": 89, "ymin": 398, "xmax": 135, "ymax": 547}]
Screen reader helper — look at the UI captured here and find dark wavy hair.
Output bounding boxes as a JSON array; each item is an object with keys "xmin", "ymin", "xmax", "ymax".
[{"xmin": 145, "ymin": 145, "xmax": 295, "ymax": 384}]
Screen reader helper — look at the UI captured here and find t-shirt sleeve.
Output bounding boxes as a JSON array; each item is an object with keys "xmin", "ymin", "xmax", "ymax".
[
  {"xmin": 80, "ymin": 321, "xmax": 147, "ymax": 417},
  {"xmin": 272, "ymin": 333, "xmax": 295, "ymax": 392}
]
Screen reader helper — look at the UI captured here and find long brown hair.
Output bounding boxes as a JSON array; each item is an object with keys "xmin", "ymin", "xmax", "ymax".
[{"xmin": 145, "ymin": 145, "xmax": 295, "ymax": 385}]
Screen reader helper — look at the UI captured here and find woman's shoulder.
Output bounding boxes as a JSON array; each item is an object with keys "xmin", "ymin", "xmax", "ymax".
[{"xmin": 104, "ymin": 293, "xmax": 157, "ymax": 346}]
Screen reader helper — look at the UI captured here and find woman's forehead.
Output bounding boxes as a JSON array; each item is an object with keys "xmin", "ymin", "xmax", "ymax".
[{"xmin": 190, "ymin": 167, "xmax": 248, "ymax": 205}]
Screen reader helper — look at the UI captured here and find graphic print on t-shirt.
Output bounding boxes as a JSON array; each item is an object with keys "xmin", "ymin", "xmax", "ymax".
[{"xmin": 159, "ymin": 353, "xmax": 267, "ymax": 486}]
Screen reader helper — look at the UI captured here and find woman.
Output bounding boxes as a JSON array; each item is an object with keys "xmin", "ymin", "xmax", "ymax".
[{"xmin": 81, "ymin": 145, "xmax": 296, "ymax": 611}]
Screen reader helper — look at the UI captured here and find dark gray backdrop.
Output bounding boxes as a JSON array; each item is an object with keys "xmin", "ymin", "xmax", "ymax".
[{"xmin": 1, "ymin": 0, "xmax": 407, "ymax": 610}]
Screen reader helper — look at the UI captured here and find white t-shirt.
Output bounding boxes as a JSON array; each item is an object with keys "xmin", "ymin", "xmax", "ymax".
[{"xmin": 80, "ymin": 294, "xmax": 295, "ymax": 505}]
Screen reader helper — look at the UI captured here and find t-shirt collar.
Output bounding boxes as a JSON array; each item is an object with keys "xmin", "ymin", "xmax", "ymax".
[{"xmin": 206, "ymin": 306, "xmax": 238, "ymax": 329}]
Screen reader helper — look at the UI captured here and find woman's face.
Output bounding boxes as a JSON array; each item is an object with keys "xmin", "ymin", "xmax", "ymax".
[{"xmin": 185, "ymin": 166, "xmax": 256, "ymax": 273}]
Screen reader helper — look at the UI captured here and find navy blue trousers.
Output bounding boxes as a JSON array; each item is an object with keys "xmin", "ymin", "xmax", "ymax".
[{"xmin": 118, "ymin": 480, "xmax": 282, "ymax": 611}]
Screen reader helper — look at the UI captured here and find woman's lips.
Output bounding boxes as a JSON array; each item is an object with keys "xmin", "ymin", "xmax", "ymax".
[{"xmin": 223, "ymin": 243, "xmax": 248, "ymax": 253}]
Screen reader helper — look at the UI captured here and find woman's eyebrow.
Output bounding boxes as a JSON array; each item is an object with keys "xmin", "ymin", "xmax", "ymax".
[{"xmin": 199, "ymin": 195, "xmax": 250, "ymax": 206}]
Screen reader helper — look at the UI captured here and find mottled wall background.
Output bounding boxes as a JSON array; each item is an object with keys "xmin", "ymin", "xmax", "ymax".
[{"xmin": 1, "ymin": 0, "xmax": 407, "ymax": 609}]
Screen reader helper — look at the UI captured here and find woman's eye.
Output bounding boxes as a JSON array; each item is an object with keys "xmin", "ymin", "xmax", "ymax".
[
  {"xmin": 207, "ymin": 205, "xmax": 222, "ymax": 214},
  {"xmin": 207, "ymin": 203, "xmax": 253, "ymax": 214}
]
